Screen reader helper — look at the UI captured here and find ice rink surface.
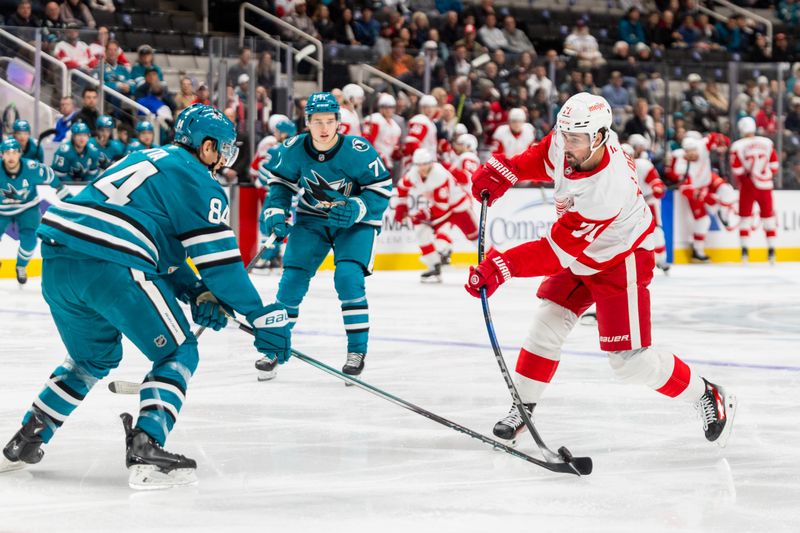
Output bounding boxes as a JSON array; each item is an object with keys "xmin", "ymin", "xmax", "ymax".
[{"xmin": 1, "ymin": 263, "xmax": 799, "ymax": 533}]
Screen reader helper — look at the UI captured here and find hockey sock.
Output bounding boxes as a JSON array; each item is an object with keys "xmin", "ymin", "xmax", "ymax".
[
  {"xmin": 609, "ymin": 348, "xmax": 706, "ymax": 402},
  {"xmin": 335, "ymin": 261, "xmax": 368, "ymax": 354},
  {"xmin": 17, "ymin": 246, "xmax": 34, "ymax": 268},
  {"xmin": 515, "ymin": 348, "xmax": 560, "ymax": 404}
]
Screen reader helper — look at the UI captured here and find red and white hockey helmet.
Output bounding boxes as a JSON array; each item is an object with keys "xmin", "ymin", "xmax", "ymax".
[
  {"xmin": 628, "ymin": 133, "xmax": 650, "ymax": 151},
  {"xmin": 419, "ymin": 94, "xmax": 438, "ymax": 108},
  {"xmin": 342, "ymin": 83, "xmax": 365, "ymax": 105},
  {"xmin": 378, "ymin": 93, "xmax": 396, "ymax": 108},
  {"xmin": 508, "ymin": 108, "xmax": 526, "ymax": 123},
  {"xmin": 412, "ymin": 148, "xmax": 435, "ymax": 165},
  {"xmin": 456, "ymin": 133, "xmax": 478, "ymax": 152},
  {"xmin": 556, "ymin": 93, "xmax": 613, "ymax": 144},
  {"xmin": 267, "ymin": 113, "xmax": 290, "ymax": 134},
  {"xmin": 454, "ymin": 123, "xmax": 468, "ymax": 137},
  {"xmin": 737, "ymin": 116, "xmax": 756, "ymax": 136}
]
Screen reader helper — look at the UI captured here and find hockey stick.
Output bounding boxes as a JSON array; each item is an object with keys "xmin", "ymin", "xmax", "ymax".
[
  {"xmin": 477, "ymin": 193, "xmax": 592, "ymax": 476},
  {"xmin": 107, "ymin": 233, "xmax": 278, "ymax": 395}
]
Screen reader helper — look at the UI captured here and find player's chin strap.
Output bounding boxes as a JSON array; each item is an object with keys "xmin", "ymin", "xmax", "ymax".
[{"xmin": 568, "ymin": 128, "xmax": 609, "ymax": 171}]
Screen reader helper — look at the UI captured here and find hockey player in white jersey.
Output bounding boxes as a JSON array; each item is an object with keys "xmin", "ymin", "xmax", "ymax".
[
  {"xmin": 250, "ymin": 114, "xmax": 291, "ymax": 182},
  {"xmin": 491, "ymin": 108, "xmax": 536, "ymax": 158},
  {"xmin": 467, "ymin": 93, "xmax": 736, "ymax": 449},
  {"xmin": 395, "ymin": 148, "xmax": 478, "ymax": 281},
  {"xmin": 403, "ymin": 95, "xmax": 439, "ymax": 166},
  {"xmin": 729, "ymin": 116, "xmax": 779, "ymax": 263},
  {"xmin": 363, "ymin": 93, "xmax": 402, "ymax": 169},
  {"xmin": 338, "ymin": 84, "xmax": 364, "ymax": 137}
]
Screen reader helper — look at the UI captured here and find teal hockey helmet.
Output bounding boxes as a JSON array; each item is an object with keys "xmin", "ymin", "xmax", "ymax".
[
  {"xmin": 275, "ymin": 120, "xmax": 297, "ymax": 137},
  {"xmin": 135, "ymin": 121, "xmax": 155, "ymax": 133},
  {"xmin": 12, "ymin": 119, "xmax": 31, "ymax": 133},
  {"xmin": 305, "ymin": 92, "xmax": 340, "ymax": 122},
  {"xmin": 173, "ymin": 103, "xmax": 239, "ymax": 167},
  {"xmin": 71, "ymin": 122, "xmax": 91, "ymax": 136},
  {"xmin": 1, "ymin": 138, "xmax": 21, "ymax": 152},
  {"xmin": 96, "ymin": 115, "xmax": 115, "ymax": 130}
]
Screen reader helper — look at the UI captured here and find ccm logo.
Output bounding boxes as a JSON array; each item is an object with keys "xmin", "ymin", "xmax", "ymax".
[{"xmin": 600, "ymin": 335, "xmax": 630, "ymax": 343}]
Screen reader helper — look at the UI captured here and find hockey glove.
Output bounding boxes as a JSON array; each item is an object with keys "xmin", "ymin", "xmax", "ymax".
[
  {"xmin": 465, "ymin": 248, "xmax": 515, "ymax": 298},
  {"xmin": 191, "ymin": 291, "xmax": 234, "ymax": 331},
  {"xmin": 246, "ymin": 303, "xmax": 292, "ymax": 364},
  {"xmin": 470, "ymin": 154, "xmax": 519, "ymax": 206},
  {"xmin": 327, "ymin": 197, "xmax": 365, "ymax": 228},
  {"xmin": 261, "ymin": 207, "xmax": 290, "ymax": 238},
  {"xmin": 411, "ymin": 208, "xmax": 430, "ymax": 225},
  {"xmin": 394, "ymin": 203, "xmax": 409, "ymax": 223}
]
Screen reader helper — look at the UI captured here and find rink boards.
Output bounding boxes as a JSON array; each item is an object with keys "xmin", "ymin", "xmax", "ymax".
[{"xmin": 2, "ymin": 186, "xmax": 799, "ymax": 277}]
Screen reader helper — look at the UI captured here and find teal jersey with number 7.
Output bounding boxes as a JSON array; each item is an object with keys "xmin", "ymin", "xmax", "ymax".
[{"xmin": 38, "ymin": 145, "xmax": 264, "ymax": 315}]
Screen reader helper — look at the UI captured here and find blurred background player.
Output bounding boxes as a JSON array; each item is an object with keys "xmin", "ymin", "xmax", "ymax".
[
  {"xmin": 0, "ymin": 139, "xmax": 70, "ymax": 284},
  {"xmin": 0, "ymin": 104, "xmax": 291, "ymax": 488},
  {"xmin": 395, "ymin": 148, "xmax": 478, "ymax": 282},
  {"xmin": 625, "ymin": 135, "xmax": 668, "ymax": 273},
  {"xmin": 51, "ymin": 122, "xmax": 101, "ymax": 183},
  {"xmin": 92, "ymin": 115, "xmax": 127, "ymax": 170},
  {"xmin": 491, "ymin": 108, "xmax": 536, "ymax": 158},
  {"xmin": 363, "ymin": 93, "xmax": 402, "ymax": 171},
  {"xmin": 730, "ymin": 116, "xmax": 779, "ymax": 263},
  {"xmin": 126, "ymin": 121, "xmax": 157, "ymax": 154},
  {"xmin": 403, "ymin": 95, "xmax": 439, "ymax": 167},
  {"xmin": 339, "ymin": 84, "xmax": 365, "ymax": 136},
  {"xmin": 259, "ymin": 92, "xmax": 391, "ymax": 381},
  {"xmin": 249, "ymin": 114, "xmax": 291, "ymax": 182},
  {"xmin": 12, "ymin": 120, "xmax": 44, "ymax": 163},
  {"xmin": 466, "ymin": 93, "xmax": 736, "ymax": 450}
]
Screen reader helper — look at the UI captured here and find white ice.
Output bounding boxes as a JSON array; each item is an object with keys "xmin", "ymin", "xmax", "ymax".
[{"xmin": 1, "ymin": 263, "xmax": 799, "ymax": 533}]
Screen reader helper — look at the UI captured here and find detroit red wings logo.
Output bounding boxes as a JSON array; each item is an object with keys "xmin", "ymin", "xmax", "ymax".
[{"xmin": 554, "ymin": 196, "xmax": 573, "ymax": 218}]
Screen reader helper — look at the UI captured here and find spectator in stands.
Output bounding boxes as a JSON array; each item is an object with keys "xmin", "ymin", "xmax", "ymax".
[
  {"xmin": 772, "ymin": 33, "xmax": 795, "ymax": 62},
  {"xmin": 192, "ymin": 82, "xmax": 211, "ymax": 106},
  {"xmin": 445, "ymin": 42, "xmax": 471, "ymax": 78},
  {"xmin": 526, "ymin": 64, "xmax": 553, "ymax": 101},
  {"xmin": 255, "ymin": 51, "xmax": 274, "ymax": 90},
  {"xmin": 227, "ymin": 47, "xmax": 251, "ymax": 88},
  {"xmin": 174, "ymin": 77, "xmax": 195, "ymax": 116},
  {"xmin": 334, "ymin": 8, "xmax": 359, "ymax": 45},
  {"xmin": 755, "ymin": 76, "xmax": 772, "ymax": 108},
  {"xmin": 734, "ymin": 79, "xmax": 757, "ymax": 114},
  {"xmin": 401, "ymin": 57, "xmax": 427, "ymax": 92},
  {"xmin": 601, "ymin": 71, "xmax": 631, "ymax": 113},
  {"xmin": 409, "ymin": 11, "xmax": 430, "ymax": 49},
  {"xmin": 41, "ymin": 1, "xmax": 65, "ymax": 44},
  {"xmin": 436, "ymin": 0, "xmax": 462, "ymax": 15},
  {"xmin": 704, "ymin": 79, "xmax": 728, "ymax": 115},
  {"xmin": 632, "ymin": 73, "xmax": 654, "ymax": 105},
  {"xmin": 676, "ymin": 14, "xmax": 701, "ymax": 48},
  {"xmin": 99, "ymin": 40, "xmax": 131, "ymax": 94},
  {"xmin": 623, "ymin": 98, "xmax": 654, "ymax": 140},
  {"xmin": 786, "ymin": 97, "xmax": 800, "ymax": 133},
  {"xmin": 459, "ymin": 24, "xmax": 487, "ymax": 59},
  {"xmin": 60, "ymin": 0, "xmax": 95, "ymax": 28},
  {"xmin": 501, "ymin": 16, "xmax": 534, "ymax": 55},
  {"xmin": 618, "ymin": 7, "xmax": 645, "ymax": 47},
  {"xmin": 563, "ymin": 19, "xmax": 605, "ymax": 68},
  {"xmin": 54, "ymin": 24, "xmax": 97, "ymax": 71},
  {"xmin": 135, "ymin": 67, "xmax": 176, "ymax": 111},
  {"xmin": 440, "ymin": 10, "xmax": 462, "ymax": 47},
  {"xmin": 131, "ymin": 45, "xmax": 163, "ymax": 87},
  {"xmin": 282, "ymin": 0, "xmax": 319, "ymax": 43},
  {"xmin": 469, "ymin": 0, "xmax": 495, "ymax": 29},
  {"xmin": 54, "ymin": 97, "xmax": 77, "ymax": 142},
  {"xmin": 777, "ymin": 0, "xmax": 800, "ymax": 26},
  {"xmin": 477, "ymin": 13, "xmax": 508, "ymax": 52},
  {"xmin": 89, "ymin": 0, "xmax": 115, "ymax": 12},
  {"xmin": 74, "ymin": 87, "xmax": 99, "ymax": 135},
  {"xmin": 377, "ymin": 38, "xmax": 414, "ymax": 78},
  {"xmin": 755, "ymin": 98, "xmax": 777, "ymax": 136},
  {"xmin": 313, "ymin": 5, "xmax": 335, "ymax": 42},
  {"xmin": 749, "ymin": 33, "xmax": 771, "ymax": 62},
  {"xmin": 355, "ymin": 6, "xmax": 379, "ymax": 47},
  {"xmin": 559, "ymin": 70, "xmax": 585, "ymax": 95},
  {"xmin": 7, "ymin": 0, "xmax": 39, "ymax": 27},
  {"xmin": 683, "ymin": 73, "xmax": 713, "ymax": 129},
  {"xmin": 583, "ymin": 71, "xmax": 598, "ymax": 95},
  {"xmin": 89, "ymin": 26, "xmax": 109, "ymax": 62},
  {"xmin": 715, "ymin": 14, "xmax": 745, "ymax": 53}
]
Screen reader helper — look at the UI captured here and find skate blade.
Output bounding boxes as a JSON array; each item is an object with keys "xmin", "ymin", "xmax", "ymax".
[
  {"xmin": 0, "ymin": 457, "xmax": 27, "ymax": 473},
  {"xmin": 257, "ymin": 369, "xmax": 277, "ymax": 381},
  {"xmin": 420, "ymin": 276, "xmax": 442, "ymax": 284},
  {"xmin": 491, "ymin": 435, "xmax": 519, "ymax": 449},
  {"xmin": 343, "ymin": 372, "xmax": 363, "ymax": 387},
  {"xmin": 128, "ymin": 465, "xmax": 198, "ymax": 490},
  {"xmin": 715, "ymin": 394, "xmax": 738, "ymax": 448}
]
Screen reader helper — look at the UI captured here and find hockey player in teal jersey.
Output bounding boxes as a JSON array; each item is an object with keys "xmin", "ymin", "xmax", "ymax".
[
  {"xmin": 51, "ymin": 122, "xmax": 101, "ymax": 182},
  {"xmin": 258, "ymin": 92, "xmax": 392, "ymax": 381},
  {"xmin": 12, "ymin": 120, "xmax": 44, "ymax": 163},
  {"xmin": 0, "ymin": 104, "xmax": 291, "ymax": 489},
  {"xmin": 0, "ymin": 139, "xmax": 70, "ymax": 284},
  {"xmin": 92, "ymin": 115, "xmax": 127, "ymax": 169},
  {"xmin": 125, "ymin": 121, "xmax": 157, "ymax": 154}
]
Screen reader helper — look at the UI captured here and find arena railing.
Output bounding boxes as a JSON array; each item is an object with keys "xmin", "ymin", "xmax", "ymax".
[{"xmin": 0, "ymin": 27, "xmax": 68, "ymax": 102}]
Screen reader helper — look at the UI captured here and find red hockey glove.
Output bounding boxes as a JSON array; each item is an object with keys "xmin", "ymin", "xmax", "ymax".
[
  {"xmin": 394, "ymin": 203, "xmax": 409, "ymax": 223},
  {"xmin": 465, "ymin": 248, "xmax": 514, "ymax": 298},
  {"xmin": 651, "ymin": 181, "xmax": 665, "ymax": 199},
  {"xmin": 471, "ymin": 154, "xmax": 519, "ymax": 206},
  {"xmin": 391, "ymin": 146, "xmax": 403, "ymax": 161},
  {"xmin": 411, "ymin": 209, "xmax": 430, "ymax": 225}
]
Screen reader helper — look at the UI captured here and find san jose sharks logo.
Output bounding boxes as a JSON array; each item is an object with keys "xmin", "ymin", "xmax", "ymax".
[
  {"xmin": 303, "ymin": 170, "xmax": 351, "ymax": 209},
  {"xmin": 1, "ymin": 182, "xmax": 29, "ymax": 202}
]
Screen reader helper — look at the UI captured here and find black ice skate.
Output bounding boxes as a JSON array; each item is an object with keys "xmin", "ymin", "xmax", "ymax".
[
  {"xmin": 1, "ymin": 411, "xmax": 47, "ymax": 473},
  {"xmin": 492, "ymin": 403, "xmax": 535, "ymax": 446},
  {"xmin": 741, "ymin": 247, "xmax": 749, "ymax": 263},
  {"xmin": 255, "ymin": 356, "xmax": 278, "ymax": 381},
  {"xmin": 420, "ymin": 263, "xmax": 442, "ymax": 283},
  {"xmin": 15, "ymin": 266, "xmax": 27, "ymax": 285},
  {"xmin": 657, "ymin": 261, "xmax": 671, "ymax": 275},
  {"xmin": 768, "ymin": 248, "xmax": 775, "ymax": 265},
  {"xmin": 691, "ymin": 248, "xmax": 711, "ymax": 263},
  {"xmin": 694, "ymin": 379, "xmax": 736, "ymax": 448},
  {"xmin": 121, "ymin": 412, "xmax": 197, "ymax": 490},
  {"xmin": 440, "ymin": 250, "xmax": 452, "ymax": 266},
  {"xmin": 342, "ymin": 352, "xmax": 365, "ymax": 387}
]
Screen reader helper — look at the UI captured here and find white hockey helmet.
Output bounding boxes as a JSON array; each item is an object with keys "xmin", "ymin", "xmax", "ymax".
[
  {"xmin": 628, "ymin": 133, "xmax": 650, "ymax": 151},
  {"xmin": 508, "ymin": 107, "xmax": 526, "ymax": 123},
  {"xmin": 456, "ymin": 133, "xmax": 478, "ymax": 152},
  {"xmin": 455, "ymin": 123, "xmax": 468, "ymax": 136},
  {"xmin": 620, "ymin": 143, "xmax": 634, "ymax": 157},
  {"xmin": 556, "ymin": 93, "xmax": 612, "ymax": 139},
  {"xmin": 684, "ymin": 130, "xmax": 703, "ymax": 140},
  {"xmin": 342, "ymin": 83, "xmax": 365, "ymax": 104},
  {"xmin": 737, "ymin": 116, "xmax": 757, "ymax": 136},
  {"xmin": 419, "ymin": 94, "xmax": 438, "ymax": 108},
  {"xmin": 412, "ymin": 148, "xmax": 435, "ymax": 165},
  {"xmin": 681, "ymin": 137, "xmax": 702, "ymax": 152},
  {"xmin": 267, "ymin": 114, "xmax": 290, "ymax": 134},
  {"xmin": 378, "ymin": 93, "xmax": 396, "ymax": 108}
]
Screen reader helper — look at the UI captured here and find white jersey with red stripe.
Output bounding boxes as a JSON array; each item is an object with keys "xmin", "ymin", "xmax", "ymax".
[
  {"xmin": 498, "ymin": 129, "xmax": 654, "ymax": 277},
  {"xmin": 397, "ymin": 162, "xmax": 470, "ymax": 225},
  {"xmin": 730, "ymin": 135, "xmax": 778, "ymax": 190},
  {"xmin": 451, "ymin": 151, "xmax": 481, "ymax": 188},
  {"xmin": 668, "ymin": 145, "xmax": 712, "ymax": 189},
  {"xmin": 491, "ymin": 123, "xmax": 536, "ymax": 158},
  {"xmin": 363, "ymin": 112, "xmax": 401, "ymax": 166},
  {"xmin": 635, "ymin": 156, "xmax": 664, "ymax": 204},
  {"xmin": 250, "ymin": 135, "xmax": 278, "ymax": 183},
  {"xmin": 338, "ymin": 107, "xmax": 362, "ymax": 137},
  {"xmin": 405, "ymin": 114, "xmax": 438, "ymax": 155}
]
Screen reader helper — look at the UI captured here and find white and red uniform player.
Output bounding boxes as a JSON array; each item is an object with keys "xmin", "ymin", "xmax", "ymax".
[
  {"xmin": 729, "ymin": 116, "xmax": 779, "ymax": 263},
  {"xmin": 665, "ymin": 134, "xmax": 736, "ymax": 262},
  {"xmin": 394, "ymin": 148, "xmax": 478, "ymax": 281},
  {"xmin": 362, "ymin": 93, "xmax": 402, "ymax": 169},
  {"xmin": 338, "ymin": 84, "xmax": 364, "ymax": 137},
  {"xmin": 625, "ymin": 135, "xmax": 668, "ymax": 271},
  {"xmin": 403, "ymin": 95, "xmax": 439, "ymax": 167},
  {"xmin": 250, "ymin": 114, "xmax": 289, "ymax": 183},
  {"xmin": 465, "ymin": 93, "xmax": 735, "ymax": 448},
  {"xmin": 491, "ymin": 108, "xmax": 536, "ymax": 158}
]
